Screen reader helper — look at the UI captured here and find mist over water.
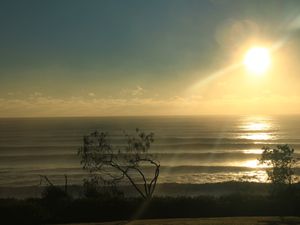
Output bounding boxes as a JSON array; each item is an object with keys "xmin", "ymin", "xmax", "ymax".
[{"xmin": 0, "ymin": 115, "xmax": 300, "ymax": 186}]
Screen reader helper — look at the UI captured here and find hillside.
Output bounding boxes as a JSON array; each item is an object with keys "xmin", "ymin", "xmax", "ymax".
[{"xmin": 57, "ymin": 217, "xmax": 300, "ymax": 225}]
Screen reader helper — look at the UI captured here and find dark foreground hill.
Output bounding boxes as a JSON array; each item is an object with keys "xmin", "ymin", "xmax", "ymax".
[
  {"xmin": 2, "ymin": 193, "xmax": 300, "ymax": 225},
  {"xmin": 56, "ymin": 217, "xmax": 300, "ymax": 225}
]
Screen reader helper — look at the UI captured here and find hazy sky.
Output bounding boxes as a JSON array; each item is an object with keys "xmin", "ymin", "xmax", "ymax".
[{"xmin": 1, "ymin": 0, "xmax": 300, "ymax": 117}]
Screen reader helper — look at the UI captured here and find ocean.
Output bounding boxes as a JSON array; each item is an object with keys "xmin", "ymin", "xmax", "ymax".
[{"xmin": 0, "ymin": 115, "xmax": 300, "ymax": 187}]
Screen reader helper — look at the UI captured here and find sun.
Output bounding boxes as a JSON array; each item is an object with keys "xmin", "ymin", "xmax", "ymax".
[{"xmin": 243, "ymin": 47, "xmax": 271, "ymax": 75}]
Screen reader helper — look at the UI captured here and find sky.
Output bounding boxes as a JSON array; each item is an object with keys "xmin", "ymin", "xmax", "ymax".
[{"xmin": 1, "ymin": 0, "xmax": 300, "ymax": 117}]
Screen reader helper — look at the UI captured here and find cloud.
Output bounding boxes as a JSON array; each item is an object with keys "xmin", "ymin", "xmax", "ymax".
[
  {"xmin": 7, "ymin": 92, "xmax": 15, "ymax": 96},
  {"xmin": 0, "ymin": 91, "xmax": 300, "ymax": 117},
  {"xmin": 120, "ymin": 86, "xmax": 146, "ymax": 96},
  {"xmin": 132, "ymin": 86, "xmax": 145, "ymax": 96}
]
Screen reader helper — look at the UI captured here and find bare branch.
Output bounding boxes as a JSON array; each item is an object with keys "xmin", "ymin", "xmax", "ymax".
[
  {"xmin": 39, "ymin": 175, "xmax": 54, "ymax": 187},
  {"xmin": 78, "ymin": 129, "xmax": 159, "ymax": 199}
]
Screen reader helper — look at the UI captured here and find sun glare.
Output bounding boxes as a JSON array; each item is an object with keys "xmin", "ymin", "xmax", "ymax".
[{"xmin": 243, "ymin": 47, "xmax": 271, "ymax": 75}]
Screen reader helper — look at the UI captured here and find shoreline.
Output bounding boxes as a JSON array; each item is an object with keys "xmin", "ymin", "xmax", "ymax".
[{"xmin": 0, "ymin": 181, "xmax": 278, "ymax": 199}]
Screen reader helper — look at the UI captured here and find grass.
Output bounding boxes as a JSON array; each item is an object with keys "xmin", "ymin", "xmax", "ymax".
[{"xmin": 55, "ymin": 217, "xmax": 300, "ymax": 225}]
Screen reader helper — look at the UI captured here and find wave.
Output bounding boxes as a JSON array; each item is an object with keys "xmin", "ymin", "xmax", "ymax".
[
  {"xmin": 2, "ymin": 165, "xmax": 300, "ymax": 175},
  {"xmin": 0, "ymin": 151, "xmax": 299, "ymax": 160},
  {"xmin": 1, "ymin": 137, "xmax": 300, "ymax": 149},
  {"xmin": 1, "ymin": 116, "xmax": 300, "ymax": 186},
  {"xmin": 1, "ymin": 165, "xmax": 300, "ymax": 187}
]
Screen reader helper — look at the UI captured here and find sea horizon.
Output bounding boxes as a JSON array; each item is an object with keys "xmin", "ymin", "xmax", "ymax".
[{"xmin": 1, "ymin": 113, "xmax": 300, "ymax": 119}]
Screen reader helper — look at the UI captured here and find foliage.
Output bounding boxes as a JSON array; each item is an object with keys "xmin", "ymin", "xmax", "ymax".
[
  {"xmin": 2, "ymin": 192, "xmax": 300, "ymax": 224},
  {"xmin": 82, "ymin": 178, "xmax": 124, "ymax": 199},
  {"xmin": 41, "ymin": 185, "xmax": 70, "ymax": 202},
  {"xmin": 78, "ymin": 129, "xmax": 160, "ymax": 199},
  {"xmin": 39, "ymin": 175, "xmax": 70, "ymax": 203},
  {"xmin": 259, "ymin": 144, "xmax": 297, "ymax": 185}
]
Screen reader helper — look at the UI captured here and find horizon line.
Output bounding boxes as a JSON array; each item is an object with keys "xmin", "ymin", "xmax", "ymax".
[{"xmin": 0, "ymin": 113, "xmax": 300, "ymax": 119}]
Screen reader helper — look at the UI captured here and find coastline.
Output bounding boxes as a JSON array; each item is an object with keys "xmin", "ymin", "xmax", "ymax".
[{"xmin": 0, "ymin": 181, "xmax": 276, "ymax": 199}]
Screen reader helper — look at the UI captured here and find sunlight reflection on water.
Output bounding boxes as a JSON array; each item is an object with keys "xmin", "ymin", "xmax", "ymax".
[
  {"xmin": 230, "ymin": 117, "xmax": 275, "ymax": 182},
  {"xmin": 244, "ymin": 122, "xmax": 271, "ymax": 131},
  {"xmin": 242, "ymin": 149, "xmax": 263, "ymax": 154},
  {"xmin": 239, "ymin": 117, "xmax": 275, "ymax": 141},
  {"xmin": 242, "ymin": 159, "xmax": 270, "ymax": 169},
  {"xmin": 241, "ymin": 133, "xmax": 273, "ymax": 140},
  {"xmin": 169, "ymin": 170, "xmax": 269, "ymax": 184}
]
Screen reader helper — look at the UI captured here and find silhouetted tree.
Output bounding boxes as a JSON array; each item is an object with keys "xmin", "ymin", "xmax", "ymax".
[
  {"xmin": 78, "ymin": 129, "xmax": 160, "ymax": 199},
  {"xmin": 259, "ymin": 144, "xmax": 296, "ymax": 186}
]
